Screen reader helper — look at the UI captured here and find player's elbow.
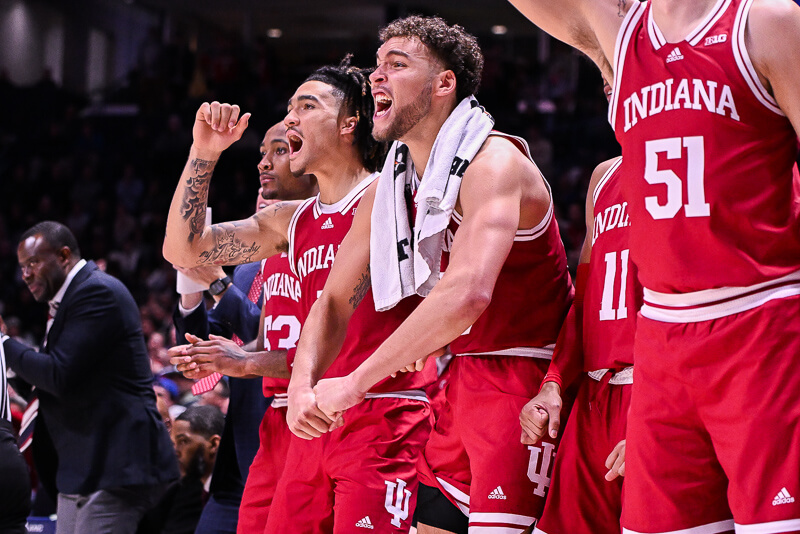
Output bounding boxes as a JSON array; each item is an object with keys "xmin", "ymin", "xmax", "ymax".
[
  {"xmin": 455, "ymin": 282, "xmax": 493, "ymax": 323},
  {"xmin": 162, "ymin": 240, "xmax": 191, "ymax": 268}
]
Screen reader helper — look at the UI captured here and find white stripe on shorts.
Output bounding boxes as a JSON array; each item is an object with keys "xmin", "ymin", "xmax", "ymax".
[
  {"xmin": 735, "ymin": 518, "xmax": 800, "ymax": 534},
  {"xmin": 623, "ymin": 519, "xmax": 735, "ymax": 534}
]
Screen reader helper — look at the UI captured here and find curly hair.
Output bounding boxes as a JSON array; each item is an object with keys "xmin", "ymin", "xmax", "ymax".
[
  {"xmin": 304, "ymin": 55, "xmax": 388, "ymax": 173},
  {"xmin": 379, "ymin": 15, "xmax": 484, "ymax": 101}
]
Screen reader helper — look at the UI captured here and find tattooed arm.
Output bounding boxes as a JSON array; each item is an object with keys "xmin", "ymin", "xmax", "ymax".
[
  {"xmin": 164, "ymin": 102, "xmax": 298, "ymax": 267},
  {"xmin": 506, "ymin": 0, "xmax": 628, "ymax": 83}
]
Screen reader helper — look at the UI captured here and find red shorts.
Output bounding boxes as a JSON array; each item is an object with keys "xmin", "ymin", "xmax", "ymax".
[
  {"xmin": 419, "ymin": 355, "xmax": 558, "ymax": 532},
  {"xmin": 235, "ymin": 405, "xmax": 291, "ymax": 534},
  {"xmin": 622, "ymin": 296, "xmax": 800, "ymax": 534},
  {"xmin": 263, "ymin": 396, "xmax": 431, "ymax": 534},
  {"xmin": 535, "ymin": 376, "xmax": 630, "ymax": 534}
]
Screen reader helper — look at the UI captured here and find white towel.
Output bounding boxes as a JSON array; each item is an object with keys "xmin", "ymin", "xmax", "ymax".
[{"xmin": 370, "ymin": 96, "xmax": 494, "ymax": 311}]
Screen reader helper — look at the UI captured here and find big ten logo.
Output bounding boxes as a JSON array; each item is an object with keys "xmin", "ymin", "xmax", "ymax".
[
  {"xmin": 704, "ymin": 33, "xmax": 727, "ymax": 46},
  {"xmin": 384, "ymin": 478, "xmax": 412, "ymax": 527},
  {"xmin": 527, "ymin": 443, "xmax": 556, "ymax": 497}
]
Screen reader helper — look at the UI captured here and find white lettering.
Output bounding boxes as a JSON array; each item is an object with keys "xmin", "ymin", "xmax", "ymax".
[
  {"xmin": 622, "ymin": 78, "xmax": 739, "ymax": 132},
  {"xmin": 674, "ymin": 78, "xmax": 691, "ymax": 109}
]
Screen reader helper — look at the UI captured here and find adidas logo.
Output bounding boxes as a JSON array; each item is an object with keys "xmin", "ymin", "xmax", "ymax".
[
  {"xmin": 488, "ymin": 486, "xmax": 507, "ymax": 500},
  {"xmin": 321, "ymin": 217, "xmax": 334, "ymax": 230},
  {"xmin": 355, "ymin": 516, "xmax": 374, "ymax": 529},
  {"xmin": 666, "ymin": 47, "xmax": 684, "ymax": 63},
  {"xmin": 773, "ymin": 488, "xmax": 795, "ymax": 506}
]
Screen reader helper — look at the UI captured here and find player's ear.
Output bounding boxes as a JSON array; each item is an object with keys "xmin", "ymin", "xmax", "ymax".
[
  {"xmin": 340, "ymin": 115, "xmax": 358, "ymax": 135},
  {"xmin": 433, "ymin": 70, "xmax": 457, "ymax": 98}
]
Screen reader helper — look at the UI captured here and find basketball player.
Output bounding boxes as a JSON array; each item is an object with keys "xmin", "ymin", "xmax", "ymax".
[
  {"xmin": 306, "ymin": 16, "xmax": 573, "ymax": 534},
  {"xmin": 170, "ymin": 120, "xmax": 317, "ymax": 533},
  {"xmin": 165, "ymin": 60, "xmax": 437, "ymax": 533},
  {"xmin": 508, "ymin": 0, "xmax": 800, "ymax": 532},
  {"xmin": 519, "ymin": 155, "xmax": 640, "ymax": 534}
]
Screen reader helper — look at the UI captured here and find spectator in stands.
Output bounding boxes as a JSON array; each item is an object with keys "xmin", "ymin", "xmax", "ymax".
[{"xmin": 138, "ymin": 404, "xmax": 224, "ymax": 534}]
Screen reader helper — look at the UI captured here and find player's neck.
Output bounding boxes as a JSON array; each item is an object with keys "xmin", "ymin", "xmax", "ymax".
[
  {"xmin": 651, "ymin": 0, "xmax": 719, "ymax": 43},
  {"xmin": 315, "ymin": 158, "xmax": 371, "ymax": 205},
  {"xmin": 401, "ymin": 102, "xmax": 456, "ymax": 178}
]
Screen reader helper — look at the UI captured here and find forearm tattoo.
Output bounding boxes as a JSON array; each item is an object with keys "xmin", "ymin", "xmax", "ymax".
[
  {"xmin": 349, "ymin": 265, "xmax": 371, "ymax": 310},
  {"xmin": 181, "ymin": 158, "xmax": 217, "ymax": 243},
  {"xmin": 196, "ymin": 221, "xmax": 262, "ymax": 265}
]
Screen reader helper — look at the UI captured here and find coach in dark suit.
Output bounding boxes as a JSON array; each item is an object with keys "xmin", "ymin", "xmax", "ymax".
[
  {"xmin": 173, "ymin": 261, "xmax": 268, "ymax": 534},
  {"xmin": 1, "ymin": 221, "xmax": 178, "ymax": 534}
]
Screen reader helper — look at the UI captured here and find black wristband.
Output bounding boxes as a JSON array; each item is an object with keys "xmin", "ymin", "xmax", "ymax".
[{"xmin": 208, "ymin": 276, "xmax": 232, "ymax": 296}]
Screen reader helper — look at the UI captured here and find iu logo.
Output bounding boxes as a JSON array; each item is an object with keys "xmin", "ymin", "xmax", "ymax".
[
  {"xmin": 527, "ymin": 443, "xmax": 556, "ymax": 497},
  {"xmin": 384, "ymin": 478, "xmax": 412, "ymax": 527}
]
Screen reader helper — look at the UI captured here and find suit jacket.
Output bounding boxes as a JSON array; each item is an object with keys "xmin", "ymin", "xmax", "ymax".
[
  {"xmin": 3, "ymin": 261, "xmax": 178, "ymax": 495},
  {"xmin": 172, "ymin": 262, "xmax": 269, "ymax": 504}
]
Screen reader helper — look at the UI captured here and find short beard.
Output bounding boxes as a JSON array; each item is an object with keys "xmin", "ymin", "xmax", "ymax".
[{"xmin": 373, "ymin": 80, "xmax": 432, "ymax": 142}]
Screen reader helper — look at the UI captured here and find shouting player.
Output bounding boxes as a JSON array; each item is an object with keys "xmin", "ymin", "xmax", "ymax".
[
  {"xmin": 306, "ymin": 16, "xmax": 573, "ymax": 534},
  {"xmin": 165, "ymin": 58, "xmax": 436, "ymax": 533}
]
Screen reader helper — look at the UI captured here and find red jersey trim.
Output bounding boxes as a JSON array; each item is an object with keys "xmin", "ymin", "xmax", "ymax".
[
  {"xmin": 450, "ymin": 198, "xmax": 553, "ymax": 242},
  {"xmin": 686, "ymin": 0, "xmax": 731, "ymax": 45},
  {"xmin": 287, "ymin": 197, "xmax": 316, "ymax": 278},
  {"xmin": 609, "ymin": 1, "xmax": 647, "ymax": 129},
  {"xmin": 641, "ymin": 269, "xmax": 800, "ymax": 322},
  {"xmin": 592, "ymin": 157, "xmax": 623, "ymax": 205},
  {"xmin": 731, "ymin": 0, "xmax": 784, "ymax": 115},
  {"xmin": 449, "ymin": 131, "xmax": 555, "ymax": 242},
  {"xmin": 647, "ymin": 10, "xmax": 665, "ymax": 49},
  {"xmin": 310, "ymin": 173, "xmax": 376, "ymax": 219}
]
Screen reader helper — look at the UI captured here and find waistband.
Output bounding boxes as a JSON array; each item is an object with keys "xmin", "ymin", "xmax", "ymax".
[
  {"xmin": 456, "ymin": 345, "xmax": 555, "ymax": 360},
  {"xmin": 588, "ymin": 366, "xmax": 634, "ymax": 385},
  {"xmin": 272, "ymin": 389, "xmax": 430, "ymax": 409},
  {"xmin": 271, "ymin": 393, "xmax": 288, "ymax": 409},
  {"xmin": 641, "ymin": 269, "xmax": 800, "ymax": 323}
]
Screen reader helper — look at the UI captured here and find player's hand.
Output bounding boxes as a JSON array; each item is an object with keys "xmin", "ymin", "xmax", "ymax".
[
  {"xmin": 192, "ymin": 102, "xmax": 251, "ymax": 157},
  {"xmin": 313, "ymin": 375, "xmax": 365, "ymax": 422},
  {"xmin": 169, "ymin": 333, "xmax": 249, "ymax": 378},
  {"xmin": 390, "ymin": 346, "xmax": 446, "ymax": 377},
  {"xmin": 520, "ymin": 381, "xmax": 562, "ymax": 444},
  {"xmin": 168, "ymin": 341, "xmax": 214, "ymax": 379},
  {"xmin": 604, "ymin": 439, "xmax": 626, "ymax": 481},
  {"xmin": 286, "ymin": 385, "xmax": 340, "ymax": 440},
  {"xmin": 174, "ymin": 264, "xmax": 226, "ymax": 287}
]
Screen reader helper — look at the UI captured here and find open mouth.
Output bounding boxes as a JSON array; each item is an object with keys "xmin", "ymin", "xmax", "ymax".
[
  {"xmin": 287, "ymin": 132, "xmax": 303, "ymax": 156},
  {"xmin": 374, "ymin": 93, "xmax": 393, "ymax": 118}
]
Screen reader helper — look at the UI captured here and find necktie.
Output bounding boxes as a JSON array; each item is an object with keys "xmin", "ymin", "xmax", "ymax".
[
  {"xmin": 191, "ymin": 269, "xmax": 264, "ymax": 395},
  {"xmin": 18, "ymin": 396, "xmax": 38, "ymax": 451}
]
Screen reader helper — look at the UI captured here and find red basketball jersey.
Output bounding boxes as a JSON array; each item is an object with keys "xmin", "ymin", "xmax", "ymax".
[
  {"xmin": 259, "ymin": 253, "xmax": 303, "ymax": 398},
  {"xmin": 288, "ymin": 175, "xmax": 434, "ymax": 393},
  {"xmin": 583, "ymin": 158, "xmax": 642, "ymax": 371},
  {"xmin": 610, "ymin": 0, "xmax": 800, "ymax": 296},
  {"xmin": 441, "ymin": 133, "xmax": 573, "ymax": 357}
]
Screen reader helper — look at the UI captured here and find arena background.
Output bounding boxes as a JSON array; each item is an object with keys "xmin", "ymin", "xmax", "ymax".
[{"xmin": 0, "ymin": 0, "xmax": 649, "ymax": 346}]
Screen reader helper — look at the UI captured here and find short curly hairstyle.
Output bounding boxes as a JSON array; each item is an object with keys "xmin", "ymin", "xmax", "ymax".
[{"xmin": 379, "ymin": 15, "xmax": 484, "ymax": 102}]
